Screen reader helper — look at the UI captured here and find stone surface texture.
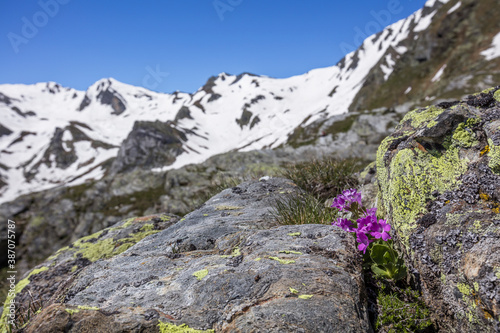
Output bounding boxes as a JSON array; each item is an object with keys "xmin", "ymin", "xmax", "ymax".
[
  {"xmin": 376, "ymin": 87, "xmax": 500, "ymax": 332},
  {"xmin": 5, "ymin": 178, "xmax": 372, "ymax": 332}
]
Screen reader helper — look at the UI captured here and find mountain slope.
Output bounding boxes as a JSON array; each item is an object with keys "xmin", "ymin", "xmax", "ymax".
[
  {"xmin": 349, "ymin": 0, "xmax": 500, "ymax": 111},
  {"xmin": 1, "ymin": 0, "xmax": 499, "ymax": 205}
]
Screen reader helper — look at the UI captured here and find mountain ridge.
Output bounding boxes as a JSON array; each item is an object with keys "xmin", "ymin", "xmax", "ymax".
[{"xmin": 1, "ymin": 0, "xmax": 499, "ymax": 204}]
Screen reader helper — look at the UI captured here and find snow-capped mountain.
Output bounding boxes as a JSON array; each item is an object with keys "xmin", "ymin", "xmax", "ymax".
[{"xmin": 1, "ymin": 0, "xmax": 499, "ymax": 204}]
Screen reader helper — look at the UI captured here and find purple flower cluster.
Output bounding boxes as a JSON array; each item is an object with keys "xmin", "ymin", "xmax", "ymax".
[
  {"xmin": 331, "ymin": 189, "xmax": 391, "ymax": 253},
  {"xmin": 331, "ymin": 188, "xmax": 362, "ymax": 211}
]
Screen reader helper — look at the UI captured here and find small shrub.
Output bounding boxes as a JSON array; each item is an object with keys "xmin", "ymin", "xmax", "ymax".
[{"xmin": 280, "ymin": 157, "xmax": 366, "ymax": 202}]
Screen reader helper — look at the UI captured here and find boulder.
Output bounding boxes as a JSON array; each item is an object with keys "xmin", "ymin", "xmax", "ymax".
[
  {"xmin": 4, "ymin": 178, "xmax": 372, "ymax": 332},
  {"xmin": 0, "ymin": 213, "xmax": 178, "ymax": 332},
  {"xmin": 376, "ymin": 87, "xmax": 500, "ymax": 331}
]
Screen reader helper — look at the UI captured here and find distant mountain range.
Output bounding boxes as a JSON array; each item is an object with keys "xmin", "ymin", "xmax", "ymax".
[{"xmin": 0, "ymin": 0, "xmax": 499, "ymax": 204}]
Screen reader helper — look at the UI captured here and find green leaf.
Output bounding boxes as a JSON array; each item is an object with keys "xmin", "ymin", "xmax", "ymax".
[
  {"xmin": 370, "ymin": 243, "xmax": 391, "ymax": 266},
  {"xmin": 371, "ymin": 264, "xmax": 393, "ymax": 279}
]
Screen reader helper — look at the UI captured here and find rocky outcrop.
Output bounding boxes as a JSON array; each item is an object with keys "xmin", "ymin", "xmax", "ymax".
[
  {"xmin": 376, "ymin": 87, "xmax": 500, "ymax": 331},
  {"xmin": 110, "ymin": 120, "xmax": 188, "ymax": 174},
  {"xmin": 285, "ymin": 107, "xmax": 403, "ymax": 161},
  {"xmin": 4, "ymin": 178, "xmax": 372, "ymax": 332}
]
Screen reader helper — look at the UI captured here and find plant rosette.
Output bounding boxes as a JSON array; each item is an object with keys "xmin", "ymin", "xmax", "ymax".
[{"xmin": 330, "ymin": 189, "xmax": 406, "ymax": 281}]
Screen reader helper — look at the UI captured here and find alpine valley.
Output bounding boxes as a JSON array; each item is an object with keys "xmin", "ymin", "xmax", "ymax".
[{"xmin": 1, "ymin": 0, "xmax": 499, "ymax": 300}]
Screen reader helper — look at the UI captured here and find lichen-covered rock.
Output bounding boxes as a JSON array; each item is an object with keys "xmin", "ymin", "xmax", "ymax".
[
  {"xmin": 0, "ymin": 213, "xmax": 178, "ymax": 332},
  {"xmin": 376, "ymin": 87, "xmax": 500, "ymax": 332},
  {"xmin": 11, "ymin": 178, "xmax": 372, "ymax": 332}
]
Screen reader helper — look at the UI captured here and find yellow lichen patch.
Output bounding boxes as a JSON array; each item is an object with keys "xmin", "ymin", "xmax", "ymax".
[
  {"xmin": 77, "ymin": 305, "xmax": 99, "ymax": 310},
  {"xmin": 400, "ymin": 106, "xmax": 445, "ymax": 129},
  {"xmin": 487, "ymin": 139, "xmax": 500, "ymax": 174},
  {"xmin": 471, "ymin": 220, "xmax": 482, "ymax": 233},
  {"xmin": 481, "ymin": 87, "xmax": 496, "ymax": 94},
  {"xmin": 495, "ymin": 268, "xmax": 500, "ymax": 280},
  {"xmin": 457, "ymin": 282, "xmax": 473, "ymax": 296},
  {"xmin": 73, "ymin": 238, "xmax": 116, "ymax": 262},
  {"xmin": 298, "ymin": 295, "xmax": 313, "ymax": 299},
  {"xmin": 65, "ymin": 308, "xmax": 80, "ymax": 315},
  {"xmin": 279, "ymin": 250, "xmax": 302, "ymax": 255},
  {"xmin": 494, "ymin": 89, "xmax": 500, "ymax": 102},
  {"xmin": 120, "ymin": 217, "xmax": 137, "ymax": 229},
  {"xmin": 214, "ymin": 205, "xmax": 243, "ymax": 211},
  {"xmin": 446, "ymin": 213, "xmax": 465, "ymax": 226},
  {"xmin": 452, "ymin": 119, "xmax": 479, "ymax": 148},
  {"xmin": 268, "ymin": 257, "xmax": 295, "ymax": 264},
  {"xmin": 73, "ymin": 230, "xmax": 104, "ymax": 246},
  {"xmin": 220, "ymin": 247, "xmax": 241, "ymax": 258},
  {"xmin": 193, "ymin": 269, "xmax": 208, "ymax": 280},
  {"xmin": 289, "ymin": 287, "xmax": 299, "ymax": 294},
  {"xmin": 47, "ymin": 245, "xmax": 69, "ymax": 261},
  {"xmin": 158, "ymin": 321, "xmax": 214, "ymax": 333},
  {"xmin": 70, "ymin": 265, "xmax": 78, "ymax": 273},
  {"xmin": 140, "ymin": 223, "xmax": 154, "ymax": 231},
  {"xmin": 378, "ymin": 143, "xmax": 468, "ymax": 248},
  {"xmin": 427, "ymin": 119, "xmax": 438, "ymax": 128},
  {"xmin": 480, "ymin": 145, "xmax": 490, "ymax": 156},
  {"xmin": 287, "ymin": 232, "xmax": 301, "ymax": 237},
  {"xmin": 72, "ymin": 226, "xmax": 160, "ymax": 262},
  {"xmin": 479, "ymin": 192, "xmax": 490, "ymax": 201}
]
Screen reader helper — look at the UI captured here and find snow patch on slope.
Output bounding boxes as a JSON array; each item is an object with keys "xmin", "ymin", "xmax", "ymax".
[
  {"xmin": 481, "ymin": 32, "xmax": 500, "ymax": 61},
  {"xmin": 447, "ymin": 1, "xmax": 461, "ymax": 14},
  {"xmin": 380, "ymin": 55, "xmax": 396, "ymax": 81},
  {"xmin": 431, "ymin": 64, "xmax": 447, "ymax": 82}
]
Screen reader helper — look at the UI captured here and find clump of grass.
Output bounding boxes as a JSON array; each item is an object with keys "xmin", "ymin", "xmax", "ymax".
[
  {"xmin": 364, "ymin": 271, "xmax": 434, "ymax": 333},
  {"xmin": 280, "ymin": 157, "xmax": 366, "ymax": 202},
  {"xmin": 7, "ymin": 290, "xmax": 43, "ymax": 332},
  {"xmin": 272, "ymin": 157, "xmax": 367, "ymax": 226},
  {"xmin": 375, "ymin": 282, "xmax": 433, "ymax": 333},
  {"xmin": 271, "ymin": 192, "xmax": 337, "ymax": 225}
]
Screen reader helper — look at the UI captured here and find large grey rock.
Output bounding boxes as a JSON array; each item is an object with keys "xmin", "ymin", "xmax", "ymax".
[
  {"xmin": 376, "ymin": 87, "xmax": 500, "ymax": 332},
  {"xmin": 12, "ymin": 178, "xmax": 372, "ymax": 332}
]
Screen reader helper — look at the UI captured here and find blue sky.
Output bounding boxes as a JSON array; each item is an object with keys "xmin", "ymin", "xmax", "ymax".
[{"xmin": 1, "ymin": 0, "xmax": 425, "ymax": 94}]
